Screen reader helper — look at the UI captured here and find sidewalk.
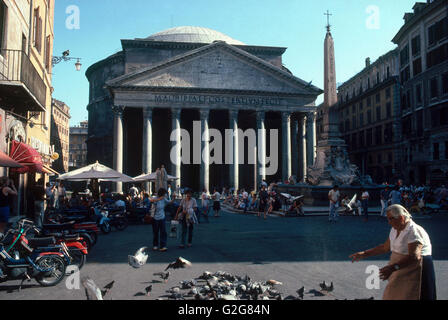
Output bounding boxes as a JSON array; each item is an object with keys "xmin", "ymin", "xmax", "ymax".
[{"xmin": 222, "ymin": 203, "xmax": 382, "ymax": 217}]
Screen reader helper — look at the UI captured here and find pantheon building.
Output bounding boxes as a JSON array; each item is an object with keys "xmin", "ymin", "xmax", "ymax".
[{"xmin": 86, "ymin": 26, "xmax": 322, "ymax": 192}]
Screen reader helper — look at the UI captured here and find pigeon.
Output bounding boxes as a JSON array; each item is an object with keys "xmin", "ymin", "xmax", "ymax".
[
  {"xmin": 309, "ymin": 289, "xmax": 325, "ymax": 297},
  {"xmin": 82, "ymin": 277, "xmax": 103, "ymax": 300},
  {"xmin": 319, "ymin": 281, "xmax": 327, "ymax": 291},
  {"xmin": 180, "ymin": 279, "xmax": 197, "ymax": 289},
  {"xmin": 187, "ymin": 287, "xmax": 199, "ymax": 296},
  {"xmin": 219, "ymin": 294, "xmax": 239, "ymax": 300},
  {"xmin": 319, "ymin": 281, "xmax": 334, "ymax": 292},
  {"xmin": 134, "ymin": 292, "xmax": 146, "ymax": 297},
  {"xmin": 194, "ymin": 293, "xmax": 207, "ymax": 300},
  {"xmin": 291, "ymin": 195, "xmax": 304, "ymax": 202},
  {"xmin": 266, "ymin": 279, "xmax": 283, "ymax": 286},
  {"xmin": 128, "ymin": 247, "xmax": 149, "ymax": 268},
  {"xmin": 101, "ymin": 281, "xmax": 115, "ymax": 298},
  {"xmin": 238, "ymin": 284, "xmax": 247, "ymax": 293},
  {"xmin": 133, "ymin": 287, "xmax": 152, "ymax": 297},
  {"xmin": 153, "ymin": 271, "xmax": 170, "ymax": 282},
  {"xmin": 169, "ymin": 287, "xmax": 181, "ymax": 294},
  {"xmin": 169, "ymin": 293, "xmax": 185, "ymax": 300},
  {"xmin": 165, "ymin": 257, "xmax": 192, "ymax": 271},
  {"xmin": 199, "ymin": 271, "xmax": 212, "ymax": 280},
  {"xmin": 297, "ymin": 286, "xmax": 305, "ymax": 299}
]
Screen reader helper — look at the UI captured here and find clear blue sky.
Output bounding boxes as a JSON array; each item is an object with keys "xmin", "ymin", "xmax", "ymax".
[{"xmin": 52, "ymin": 0, "xmax": 416, "ymax": 126}]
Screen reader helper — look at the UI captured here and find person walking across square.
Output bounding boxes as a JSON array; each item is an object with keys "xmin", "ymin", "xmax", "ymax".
[
  {"xmin": 212, "ymin": 188, "xmax": 221, "ymax": 217},
  {"xmin": 148, "ymin": 188, "xmax": 175, "ymax": 252},
  {"xmin": 199, "ymin": 189, "xmax": 210, "ymax": 223},
  {"xmin": 174, "ymin": 189, "xmax": 198, "ymax": 248},
  {"xmin": 361, "ymin": 188, "xmax": 370, "ymax": 222}
]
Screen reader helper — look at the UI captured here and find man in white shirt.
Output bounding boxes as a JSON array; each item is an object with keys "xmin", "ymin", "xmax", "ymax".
[
  {"xmin": 129, "ymin": 184, "xmax": 139, "ymax": 199},
  {"xmin": 328, "ymin": 185, "xmax": 340, "ymax": 222},
  {"xmin": 361, "ymin": 188, "xmax": 370, "ymax": 222},
  {"xmin": 199, "ymin": 189, "xmax": 210, "ymax": 223}
]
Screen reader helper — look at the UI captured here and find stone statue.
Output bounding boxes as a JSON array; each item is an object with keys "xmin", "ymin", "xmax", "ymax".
[
  {"xmin": 155, "ymin": 168, "xmax": 161, "ymax": 192},
  {"xmin": 307, "ymin": 151, "xmax": 329, "ymax": 185},
  {"xmin": 160, "ymin": 165, "xmax": 168, "ymax": 190},
  {"xmin": 307, "ymin": 146, "xmax": 360, "ymax": 186}
]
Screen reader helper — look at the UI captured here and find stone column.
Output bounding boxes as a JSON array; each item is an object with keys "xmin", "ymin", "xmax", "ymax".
[
  {"xmin": 282, "ymin": 111, "xmax": 292, "ymax": 182},
  {"xmin": 200, "ymin": 109, "xmax": 210, "ymax": 192},
  {"xmin": 306, "ymin": 111, "xmax": 317, "ymax": 167},
  {"xmin": 142, "ymin": 107, "xmax": 153, "ymax": 193},
  {"xmin": 113, "ymin": 106, "xmax": 124, "ymax": 193},
  {"xmin": 229, "ymin": 110, "xmax": 239, "ymax": 193},
  {"xmin": 291, "ymin": 115, "xmax": 299, "ymax": 179},
  {"xmin": 256, "ymin": 110, "xmax": 266, "ymax": 186},
  {"xmin": 299, "ymin": 114, "xmax": 308, "ymax": 182},
  {"xmin": 171, "ymin": 108, "xmax": 181, "ymax": 189}
]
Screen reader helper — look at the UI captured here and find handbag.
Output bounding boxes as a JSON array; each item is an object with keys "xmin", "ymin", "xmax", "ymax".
[
  {"xmin": 143, "ymin": 214, "xmax": 153, "ymax": 224},
  {"xmin": 143, "ymin": 203, "xmax": 156, "ymax": 224}
]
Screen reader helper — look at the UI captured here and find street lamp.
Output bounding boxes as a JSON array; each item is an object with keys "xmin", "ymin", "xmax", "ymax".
[{"xmin": 52, "ymin": 50, "xmax": 82, "ymax": 71}]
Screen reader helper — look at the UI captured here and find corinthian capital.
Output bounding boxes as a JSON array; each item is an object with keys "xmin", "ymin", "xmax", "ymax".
[
  {"xmin": 112, "ymin": 106, "xmax": 124, "ymax": 117},
  {"xmin": 306, "ymin": 111, "xmax": 317, "ymax": 122},
  {"xmin": 143, "ymin": 107, "xmax": 153, "ymax": 120},
  {"xmin": 171, "ymin": 108, "xmax": 181, "ymax": 119},
  {"xmin": 200, "ymin": 109, "xmax": 210, "ymax": 121}
]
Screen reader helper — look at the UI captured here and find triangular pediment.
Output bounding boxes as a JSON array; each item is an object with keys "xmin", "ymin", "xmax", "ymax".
[{"xmin": 107, "ymin": 42, "xmax": 321, "ymax": 96}]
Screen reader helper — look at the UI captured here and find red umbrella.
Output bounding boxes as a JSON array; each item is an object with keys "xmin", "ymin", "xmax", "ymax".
[
  {"xmin": 0, "ymin": 150, "xmax": 23, "ymax": 168},
  {"xmin": 9, "ymin": 141, "xmax": 43, "ymax": 173}
]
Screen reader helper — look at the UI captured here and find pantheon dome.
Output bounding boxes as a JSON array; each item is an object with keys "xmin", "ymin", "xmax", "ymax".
[{"xmin": 139, "ymin": 26, "xmax": 246, "ymax": 45}]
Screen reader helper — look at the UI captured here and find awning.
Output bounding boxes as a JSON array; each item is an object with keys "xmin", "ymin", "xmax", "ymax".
[
  {"xmin": 58, "ymin": 161, "xmax": 134, "ymax": 182},
  {"xmin": 9, "ymin": 140, "xmax": 43, "ymax": 174},
  {"xmin": 0, "ymin": 150, "xmax": 23, "ymax": 168},
  {"xmin": 42, "ymin": 165, "xmax": 60, "ymax": 176}
]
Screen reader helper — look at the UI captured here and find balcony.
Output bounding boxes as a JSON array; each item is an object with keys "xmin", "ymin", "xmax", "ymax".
[{"xmin": 0, "ymin": 49, "xmax": 46, "ymax": 111}]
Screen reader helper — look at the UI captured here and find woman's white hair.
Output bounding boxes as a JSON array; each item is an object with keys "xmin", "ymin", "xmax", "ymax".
[{"xmin": 386, "ymin": 204, "xmax": 412, "ymax": 222}]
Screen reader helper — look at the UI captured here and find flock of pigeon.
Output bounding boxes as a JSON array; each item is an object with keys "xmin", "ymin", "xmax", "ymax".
[{"xmin": 80, "ymin": 246, "xmax": 373, "ymax": 300}]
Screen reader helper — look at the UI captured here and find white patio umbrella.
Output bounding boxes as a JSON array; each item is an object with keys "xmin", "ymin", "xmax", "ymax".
[
  {"xmin": 58, "ymin": 161, "xmax": 135, "ymax": 182},
  {"xmin": 133, "ymin": 172, "xmax": 179, "ymax": 182}
]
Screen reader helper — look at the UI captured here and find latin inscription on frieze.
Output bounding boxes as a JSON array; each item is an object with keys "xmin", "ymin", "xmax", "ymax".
[{"xmin": 153, "ymin": 94, "xmax": 282, "ymax": 106}]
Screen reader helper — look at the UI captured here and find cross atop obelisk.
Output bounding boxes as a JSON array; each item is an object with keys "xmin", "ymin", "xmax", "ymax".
[{"xmin": 324, "ymin": 10, "xmax": 332, "ymax": 32}]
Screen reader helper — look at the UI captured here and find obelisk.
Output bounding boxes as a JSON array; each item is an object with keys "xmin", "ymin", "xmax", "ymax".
[
  {"xmin": 307, "ymin": 12, "xmax": 357, "ymax": 186},
  {"xmin": 320, "ymin": 12, "xmax": 345, "ymax": 145}
]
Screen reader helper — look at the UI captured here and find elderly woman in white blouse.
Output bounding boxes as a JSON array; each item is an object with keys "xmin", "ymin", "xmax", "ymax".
[{"xmin": 350, "ymin": 204, "xmax": 436, "ymax": 300}]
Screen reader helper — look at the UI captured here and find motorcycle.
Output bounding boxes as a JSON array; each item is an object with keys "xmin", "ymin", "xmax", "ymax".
[
  {"xmin": 0, "ymin": 219, "xmax": 68, "ymax": 288},
  {"xmin": 41, "ymin": 220, "xmax": 98, "ymax": 252},
  {"xmin": 94, "ymin": 206, "xmax": 128, "ymax": 234},
  {"xmin": 33, "ymin": 226, "xmax": 89, "ymax": 271}
]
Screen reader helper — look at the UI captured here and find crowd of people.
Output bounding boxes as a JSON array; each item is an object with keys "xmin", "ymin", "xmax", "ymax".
[{"xmin": 220, "ymin": 180, "xmax": 305, "ymax": 219}]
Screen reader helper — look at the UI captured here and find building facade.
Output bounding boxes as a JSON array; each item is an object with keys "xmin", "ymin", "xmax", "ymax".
[
  {"xmin": 86, "ymin": 26, "xmax": 322, "ymax": 192},
  {"xmin": 0, "ymin": 0, "xmax": 55, "ymax": 217},
  {"xmin": 336, "ymin": 49, "xmax": 402, "ymax": 183},
  {"xmin": 69, "ymin": 120, "xmax": 88, "ymax": 170},
  {"xmin": 51, "ymin": 98, "xmax": 70, "ymax": 173},
  {"xmin": 392, "ymin": 0, "xmax": 448, "ymax": 186}
]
